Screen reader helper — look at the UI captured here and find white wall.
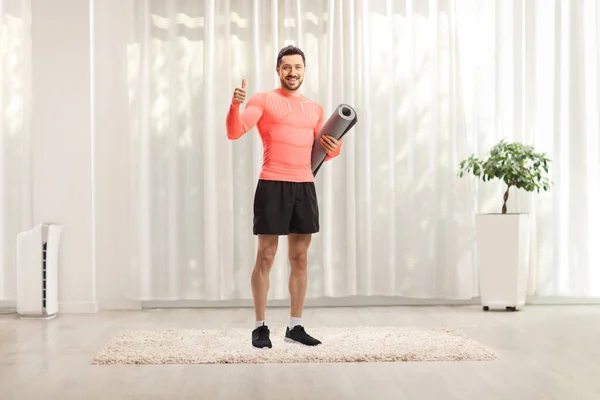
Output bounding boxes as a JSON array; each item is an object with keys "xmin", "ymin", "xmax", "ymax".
[{"xmin": 31, "ymin": 0, "xmax": 97, "ymax": 312}]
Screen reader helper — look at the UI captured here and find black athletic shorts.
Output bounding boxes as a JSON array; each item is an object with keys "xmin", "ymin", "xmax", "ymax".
[{"xmin": 253, "ymin": 179, "xmax": 320, "ymax": 235}]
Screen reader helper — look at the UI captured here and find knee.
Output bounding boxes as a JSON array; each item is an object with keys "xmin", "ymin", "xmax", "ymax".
[
  {"xmin": 289, "ymin": 250, "xmax": 308, "ymax": 271},
  {"xmin": 256, "ymin": 246, "xmax": 276, "ymax": 272}
]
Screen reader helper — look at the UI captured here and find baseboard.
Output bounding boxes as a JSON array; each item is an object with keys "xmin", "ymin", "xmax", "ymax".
[
  {"xmin": 98, "ymin": 298, "xmax": 142, "ymax": 310},
  {"xmin": 59, "ymin": 301, "xmax": 99, "ymax": 313},
  {"xmin": 0, "ymin": 300, "xmax": 16, "ymax": 314},
  {"xmin": 142, "ymin": 295, "xmax": 600, "ymax": 309},
  {"xmin": 0, "ymin": 299, "xmax": 16, "ymax": 308},
  {"xmin": 2, "ymin": 300, "xmax": 98, "ymax": 314},
  {"xmin": 10, "ymin": 296, "xmax": 599, "ymax": 313},
  {"xmin": 142, "ymin": 296, "xmax": 481, "ymax": 309},
  {"xmin": 526, "ymin": 296, "xmax": 600, "ymax": 305}
]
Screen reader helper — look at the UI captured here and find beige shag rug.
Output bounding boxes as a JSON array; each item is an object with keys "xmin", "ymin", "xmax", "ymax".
[{"xmin": 91, "ymin": 326, "xmax": 496, "ymax": 365}]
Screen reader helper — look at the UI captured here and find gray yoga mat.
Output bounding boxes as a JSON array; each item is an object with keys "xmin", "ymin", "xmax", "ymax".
[{"xmin": 311, "ymin": 103, "xmax": 358, "ymax": 176}]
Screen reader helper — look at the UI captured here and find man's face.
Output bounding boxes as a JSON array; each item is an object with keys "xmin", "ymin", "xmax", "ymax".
[{"xmin": 277, "ymin": 54, "xmax": 304, "ymax": 91}]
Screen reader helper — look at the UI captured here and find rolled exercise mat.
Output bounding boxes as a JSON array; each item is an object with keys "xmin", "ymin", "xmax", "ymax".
[{"xmin": 311, "ymin": 103, "xmax": 358, "ymax": 176}]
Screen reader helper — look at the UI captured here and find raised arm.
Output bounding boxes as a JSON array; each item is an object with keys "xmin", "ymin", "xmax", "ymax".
[{"xmin": 226, "ymin": 79, "xmax": 264, "ymax": 140}]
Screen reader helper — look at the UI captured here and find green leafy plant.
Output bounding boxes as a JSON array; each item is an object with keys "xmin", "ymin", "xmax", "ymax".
[{"xmin": 457, "ymin": 140, "xmax": 552, "ymax": 214}]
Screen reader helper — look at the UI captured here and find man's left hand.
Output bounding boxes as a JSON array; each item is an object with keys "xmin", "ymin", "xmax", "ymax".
[{"xmin": 320, "ymin": 135, "xmax": 339, "ymax": 154}]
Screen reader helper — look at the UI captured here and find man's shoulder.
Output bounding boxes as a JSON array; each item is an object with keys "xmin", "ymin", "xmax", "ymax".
[
  {"xmin": 297, "ymin": 95, "xmax": 323, "ymax": 112},
  {"xmin": 300, "ymin": 97, "xmax": 323, "ymax": 118},
  {"xmin": 300, "ymin": 96, "xmax": 322, "ymax": 106}
]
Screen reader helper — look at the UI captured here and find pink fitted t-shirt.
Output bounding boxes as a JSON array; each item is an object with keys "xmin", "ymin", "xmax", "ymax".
[{"xmin": 226, "ymin": 88, "xmax": 341, "ymax": 182}]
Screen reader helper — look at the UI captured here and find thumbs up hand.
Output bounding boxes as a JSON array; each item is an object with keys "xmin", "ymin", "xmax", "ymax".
[{"xmin": 233, "ymin": 79, "xmax": 246, "ymax": 103}]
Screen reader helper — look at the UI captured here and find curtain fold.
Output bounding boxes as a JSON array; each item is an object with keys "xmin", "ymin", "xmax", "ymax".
[
  {"xmin": 98, "ymin": 0, "xmax": 600, "ymax": 302},
  {"xmin": 0, "ymin": 0, "xmax": 31, "ymax": 302}
]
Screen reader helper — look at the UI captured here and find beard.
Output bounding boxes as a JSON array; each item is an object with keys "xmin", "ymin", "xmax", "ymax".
[{"xmin": 280, "ymin": 75, "xmax": 303, "ymax": 91}]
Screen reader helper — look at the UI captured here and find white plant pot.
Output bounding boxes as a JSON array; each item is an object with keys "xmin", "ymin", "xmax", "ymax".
[{"xmin": 476, "ymin": 213, "xmax": 530, "ymax": 312}]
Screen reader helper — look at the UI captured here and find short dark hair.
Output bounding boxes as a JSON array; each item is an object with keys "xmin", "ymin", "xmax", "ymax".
[{"xmin": 276, "ymin": 45, "xmax": 305, "ymax": 67}]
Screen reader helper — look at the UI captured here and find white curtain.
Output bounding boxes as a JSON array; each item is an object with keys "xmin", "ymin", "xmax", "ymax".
[
  {"xmin": 0, "ymin": 0, "xmax": 31, "ymax": 303},
  {"xmin": 99, "ymin": 0, "xmax": 600, "ymax": 302},
  {"xmin": 454, "ymin": 0, "xmax": 600, "ymax": 297}
]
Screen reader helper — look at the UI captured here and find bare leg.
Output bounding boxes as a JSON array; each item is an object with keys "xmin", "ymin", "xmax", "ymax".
[
  {"xmin": 288, "ymin": 233, "xmax": 311, "ymax": 318},
  {"xmin": 251, "ymin": 234, "xmax": 278, "ymax": 321}
]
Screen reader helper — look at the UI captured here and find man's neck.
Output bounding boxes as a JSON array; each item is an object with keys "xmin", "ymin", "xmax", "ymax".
[{"xmin": 279, "ymin": 86, "xmax": 302, "ymax": 97}]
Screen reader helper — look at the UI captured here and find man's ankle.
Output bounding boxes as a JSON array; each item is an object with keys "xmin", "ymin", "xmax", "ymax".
[
  {"xmin": 255, "ymin": 320, "xmax": 267, "ymax": 328},
  {"xmin": 288, "ymin": 316, "xmax": 302, "ymax": 330}
]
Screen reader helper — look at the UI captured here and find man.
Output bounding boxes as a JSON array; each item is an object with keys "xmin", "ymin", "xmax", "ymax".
[{"xmin": 226, "ymin": 45, "xmax": 343, "ymax": 348}]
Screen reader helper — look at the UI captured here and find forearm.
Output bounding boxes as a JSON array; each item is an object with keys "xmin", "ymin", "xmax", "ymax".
[
  {"xmin": 226, "ymin": 93, "xmax": 263, "ymax": 140},
  {"xmin": 226, "ymin": 102, "xmax": 244, "ymax": 140},
  {"xmin": 313, "ymin": 105, "xmax": 342, "ymax": 162},
  {"xmin": 324, "ymin": 138, "xmax": 343, "ymax": 161}
]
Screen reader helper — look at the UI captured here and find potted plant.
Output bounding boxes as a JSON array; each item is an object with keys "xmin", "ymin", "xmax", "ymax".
[{"xmin": 457, "ymin": 140, "xmax": 551, "ymax": 311}]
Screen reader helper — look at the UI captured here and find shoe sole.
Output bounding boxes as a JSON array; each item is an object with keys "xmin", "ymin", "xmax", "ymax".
[
  {"xmin": 284, "ymin": 337, "xmax": 321, "ymax": 346},
  {"xmin": 252, "ymin": 343, "xmax": 272, "ymax": 349}
]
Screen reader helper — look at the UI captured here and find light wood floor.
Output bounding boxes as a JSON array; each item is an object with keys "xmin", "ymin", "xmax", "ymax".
[{"xmin": 1, "ymin": 305, "xmax": 599, "ymax": 399}]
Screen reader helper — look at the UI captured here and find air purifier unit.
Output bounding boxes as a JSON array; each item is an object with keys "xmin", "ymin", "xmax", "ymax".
[{"xmin": 16, "ymin": 223, "xmax": 62, "ymax": 319}]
